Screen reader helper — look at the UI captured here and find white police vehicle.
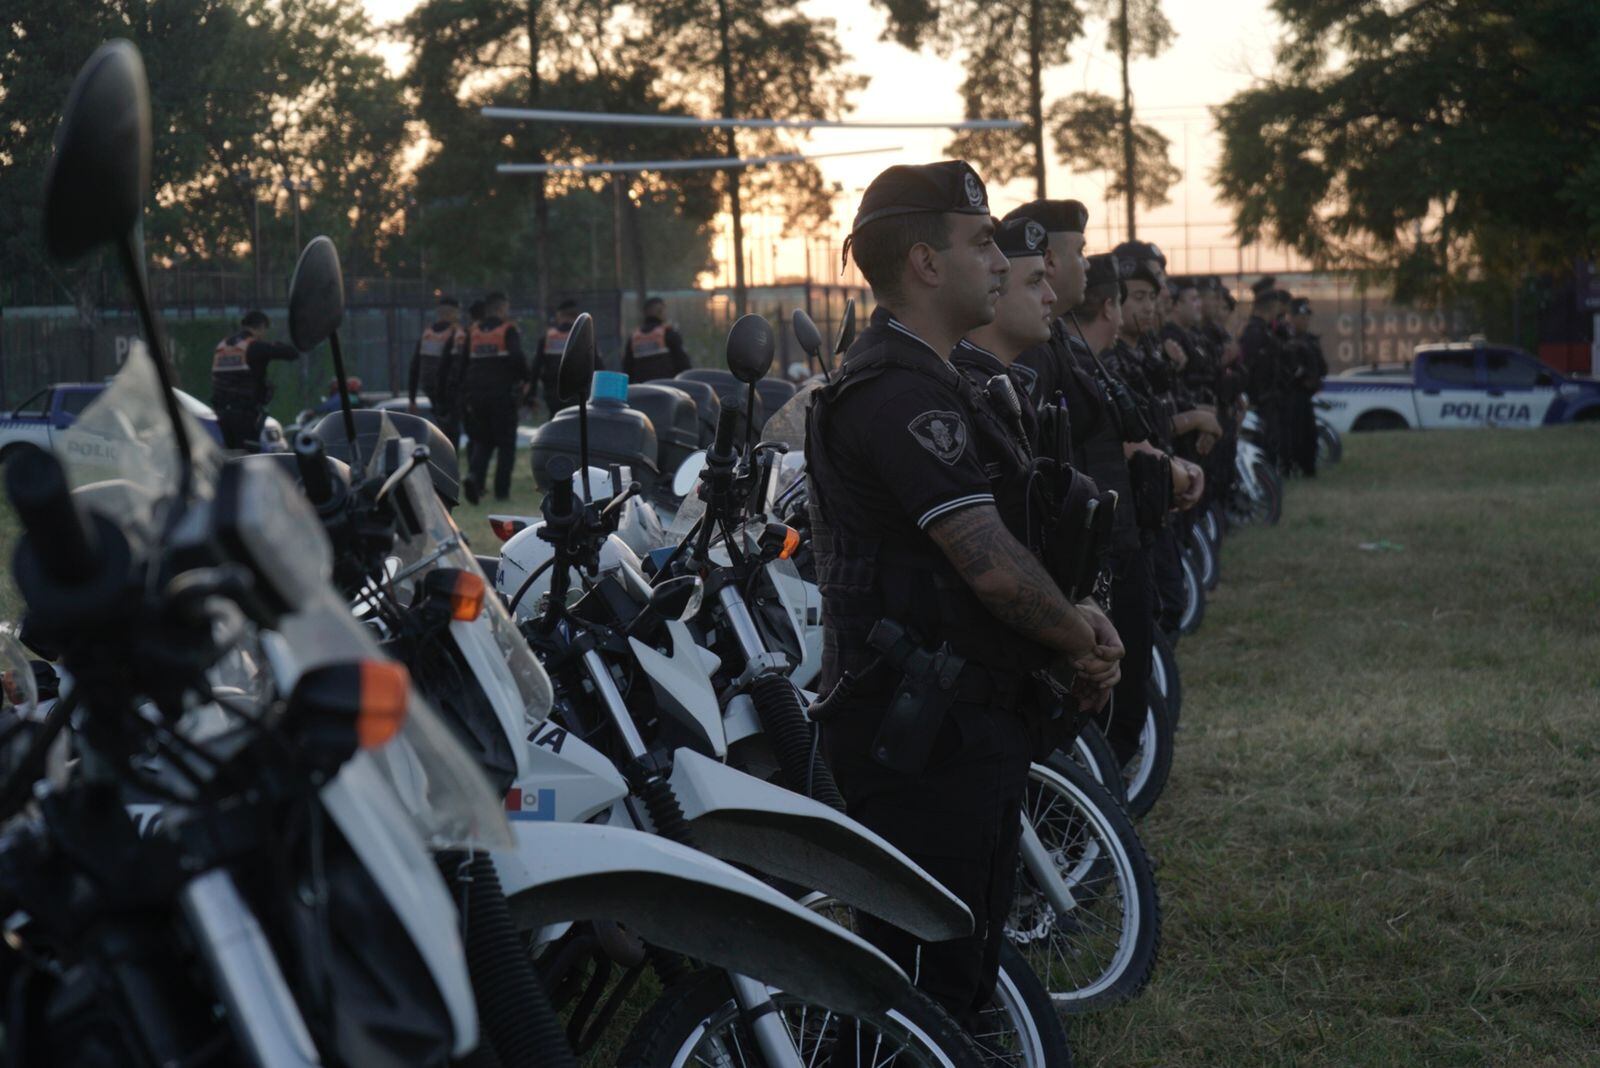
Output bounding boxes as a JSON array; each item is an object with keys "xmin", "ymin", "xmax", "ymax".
[
  {"xmin": 1316, "ymin": 343, "xmax": 1600, "ymax": 432},
  {"xmin": 0, "ymin": 382, "xmax": 284, "ymax": 459}
]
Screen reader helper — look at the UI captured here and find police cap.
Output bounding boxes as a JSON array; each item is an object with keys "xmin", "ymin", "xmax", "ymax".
[
  {"xmin": 995, "ymin": 216, "xmax": 1049, "ymax": 260},
  {"xmin": 1115, "ymin": 254, "xmax": 1162, "ymax": 290},
  {"xmin": 1085, "ymin": 253, "xmax": 1120, "ymax": 292},
  {"xmin": 1003, "ymin": 199, "xmax": 1088, "ymax": 235},
  {"xmin": 1290, "ymin": 296, "xmax": 1313, "ymax": 316},
  {"xmin": 1250, "ymin": 275, "xmax": 1278, "ymax": 298},
  {"xmin": 1113, "ymin": 240, "xmax": 1165, "ymax": 268},
  {"xmin": 850, "ymin": 161, "xmax": 990, "ymax": 233}
]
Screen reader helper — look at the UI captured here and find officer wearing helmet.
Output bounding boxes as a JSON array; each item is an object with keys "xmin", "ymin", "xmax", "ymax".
[
  {"xmin": 210, "ymin": 309, "xmax": 299, "ymax": 451},
  {"xmin": 807, "ymin": 163, "xmax": 1122, "ymax": 1027}
]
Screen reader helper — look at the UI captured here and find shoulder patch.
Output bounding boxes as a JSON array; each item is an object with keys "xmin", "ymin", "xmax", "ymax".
[{"xmin": 907, "ymin": 410, "xmax": 969, "ymax": 465}]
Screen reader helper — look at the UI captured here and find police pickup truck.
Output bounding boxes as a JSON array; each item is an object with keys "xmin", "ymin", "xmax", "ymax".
[
  {"xmin": 1316, "ymin": 343, "xmax": 1600, "ymax": 432},
  {"xmin": 0, "ymin": 382, "xmax": 284, "ymax": 459}
]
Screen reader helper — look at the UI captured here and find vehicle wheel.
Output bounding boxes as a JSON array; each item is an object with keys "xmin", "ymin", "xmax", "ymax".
[
  {"xmin": 1121, "ymin": 691, "xmax": 1175, "ymax": 820},
  {"xmin": 1187, "ymin": 522, "xmax": 1219, "ymax": 592},
  {"xmin": 621, "ymin": 968, "xmax": 987, "ymax": 1068},
  {"xmin": 1316, "ymin": 422, "xmax": 1342, "ymax": 465},
  {"xmin": 1250, "ymin": 461, "xmax": 1283, "ymax": 526},
  {"xmin": 1065, "ymin": 722, "xmax": 1127, "ymax": 810},
  {"xmin": 1009, "ymin": 759, "xmax": 1162, "ymax": 1013},
  {"xmin": 1178, "ymin": 549, "xmax": 1205, "ymax": 636},
  {"xmin": 1149, "ymin": 629, "xmax": 1181, "ymax": 727},
  {"xmin": 1351, "ymin": 410, "xmax": 1408, "ymax": 432}
]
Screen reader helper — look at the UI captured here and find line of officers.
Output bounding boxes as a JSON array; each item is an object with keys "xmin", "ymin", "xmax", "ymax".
[{"xmin": 799, "ymin": 160, "xmax": 1323, "ymax": 1034}]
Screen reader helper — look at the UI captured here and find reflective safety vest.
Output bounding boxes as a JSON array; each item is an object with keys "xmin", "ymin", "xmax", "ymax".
[
  {"xmin": 419, "ymin": 323, "xmax": 462, "ymax": 358},
  {"xmin": 212, "ymin": 333, "xmax": 251, "ymax": 374},
  {"xmin": 544, "ymin": 325, "xmax": 570, "ymax": 356},
  {"xmin": 630, "ymin": 323, "xmax": 670, "ymax": 358},
  {"xmin": 470, "ymin": 321, "xmax": 514, "ymax": 359}
]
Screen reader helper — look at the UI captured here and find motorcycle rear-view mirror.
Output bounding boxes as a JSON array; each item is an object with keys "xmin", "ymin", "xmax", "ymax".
[
  {"xmin": 832, "ymin": 299, "xmax": 856, "ymax": 358},
  {"xmin": 791, "ymin": 309, "xmax": 823, "ymax": 359},
  {"xmin": 41, "ymin": 40, "xmax": 149, "ymax": 263},
  {"xmin": 726, "ymin": 314, "xmax": 775, "ymax": 385},
  {"xmin": 672, "ymin": 451, "xmax": 707, "ymax": 499},
  {"xmin": 556, "ymin": 313, "xmax": 597, "ymax": 404},
  {"xmin": 288, "ymin": 236, "xmax": 346, "ymax": 353}
]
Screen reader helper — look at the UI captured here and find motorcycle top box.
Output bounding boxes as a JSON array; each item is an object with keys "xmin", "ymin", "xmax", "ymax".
[
  {"xmin": 531, "ymin": 376, "xmax": 659, "ymax": 491},
  {"xmin": 626, "ymin": 383, "xmax": 701, "ymax": 487}
]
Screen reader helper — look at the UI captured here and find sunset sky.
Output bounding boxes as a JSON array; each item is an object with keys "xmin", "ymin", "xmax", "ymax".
[{"xmin": 361, "ymin": 0, "xmax": 1295, "ymax": 284}]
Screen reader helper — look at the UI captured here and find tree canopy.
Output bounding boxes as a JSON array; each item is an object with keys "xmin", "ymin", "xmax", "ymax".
[{"xmin": 1214, "ymin": 0, "xmax": 1600, "ymax": 298}]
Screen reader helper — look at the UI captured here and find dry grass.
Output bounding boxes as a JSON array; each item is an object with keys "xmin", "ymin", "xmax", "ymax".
[{"xmin": 1072, "ymin": 425, "xmax": 1600, "ymax": 1066}]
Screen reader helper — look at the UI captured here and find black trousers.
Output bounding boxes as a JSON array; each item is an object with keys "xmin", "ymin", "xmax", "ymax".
[
  {"xmin": 1289, "ymin": 390, "xmax": 1317, "ymax": 476},
  {"xmin": 426, "ymin": 389, "xmax": 463, "ymax": 452},
  {"xmin": 826, "ymin": 694, "xmax": 1034, "ymax": 1031},
  {"xmin": 465, "ymin": 394, "xmax": 518, "ymax": 499},
  {"xmin": 1150, "ymin": 524, "xmax": 1185, "ymax": 637},
  {"xmin": 216, "ymin": 404, "xmax": 262, "ymax": 451},
  {"xmin": 1102, "ymin": 545, "xmax": 1154, "ymax": 766}
]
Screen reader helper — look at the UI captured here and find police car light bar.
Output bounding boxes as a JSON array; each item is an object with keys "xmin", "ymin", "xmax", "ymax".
[
  {"xmin": 482, "ymin": 107, "xmax": 1024, "ymax": 131},
  {"xmin": 496, "ymin": 146, "xmax": 901, "ymax": 175}
]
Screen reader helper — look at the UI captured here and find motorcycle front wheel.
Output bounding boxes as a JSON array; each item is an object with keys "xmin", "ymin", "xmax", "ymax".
[{"xmin": 621, "ymin": 969, "xmax": 987, "ymax": 1068}]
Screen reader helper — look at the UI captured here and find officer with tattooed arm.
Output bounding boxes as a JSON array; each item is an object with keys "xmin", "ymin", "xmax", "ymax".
[{"xmin": 806, "ymin": 163, "xmax": 1122, "ymax": 1029}]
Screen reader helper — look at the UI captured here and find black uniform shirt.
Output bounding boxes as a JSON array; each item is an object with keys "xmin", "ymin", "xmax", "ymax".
[
  {"xmin": 952, "ymin": 339, "xmax": 1038, "ymax": 452},
  {"xmin": 1239, "ymin": 314, "xmax": 1281, "ymax": 402}
]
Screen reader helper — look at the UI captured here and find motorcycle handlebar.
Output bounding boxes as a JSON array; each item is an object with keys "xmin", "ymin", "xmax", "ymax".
[
  {"xmin": 293, "ymin": 432, "xmax": 334, "ymax": 507},
  {"xmin": 5, "ymin": 446, "xmax": 95, "ymax": 585},
  {"xmin": 712, "ymin": 397, "xmax": 743, "ymax": 458}
]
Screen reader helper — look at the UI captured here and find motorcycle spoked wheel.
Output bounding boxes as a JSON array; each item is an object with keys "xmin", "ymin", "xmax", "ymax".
[
  {"xmin": 1120, "ymin": 691, "xmax": 1175, "ymax": 820},
  {"xmin": 620, "ymin": 968, "xmax": 988, "ymax": 1068},
  {"xmin": 1316, "ymin": 423, "xmax": 1342, "ymax": 465},
  {"xmin": 1178, "ymin": 549, "xmax": 1206, "ymax": 635},
  {"xmin": 1149, "ymin": 628, "xmax": 1181, "ymax": 728},
  {"xmin": 1008, "ymin": 760, "xmax": 1161, "ymax": 1014},
  {"xmin": 1187, "ymin": 522, "xmax": 1219, "ymax": 592},
  {"xmin": 1064, "ymin": 722, "xmax": 1127, "ymax": 811},
  {"xmin": 796, "ymin": 894, "xmax": 1071, "ymax": 1067}
]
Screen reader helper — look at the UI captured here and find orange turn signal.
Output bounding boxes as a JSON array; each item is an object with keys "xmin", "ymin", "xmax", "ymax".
[
  {"xmin": 779, "ymin": 526, "xmax": 801, "ymax": 560},
  {"xmin": 449, "ymin": 571, "xmax": 487, "ymax": 621},
  {"xmin": 357, "ymin": 660, "xmax": 410, "ymax": 749}
]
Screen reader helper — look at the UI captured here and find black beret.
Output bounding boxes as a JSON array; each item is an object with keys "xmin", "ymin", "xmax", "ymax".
[
  {"xmin": 995, "ymin": 216, "xmax": 1048, "ymax": 259},
  {"xmin": 1272, "ymin": 288, "xmax": 1294, "ymax": 304},
  {"xmin": 1171, "ymin": 275, "xmax": 1200, "ymax": 293},
  {"xmin": 1115, "ymin": 254, "xmax": 1162, "ymax": 290},
  {"xmin": 1003, "ymin": 199, "xmax": 1088, "ymax": 235},
  {"xmin": 1113, "ymin": 240, "xmax": 1165, "ymax": 267},
  {"xmin": 1290, "ymin": 297, "xmax": 1312, "ymax": 315},
  {"xmin": 1085, "ymin": 253, "xmax": 1120, "ymax": 291},
  {"xmin": 1197, "ymin": 275, "xmax": 1224, "ymax": 293},
  {"xmin": 1250, "ymin": 275, "xmax": 1277, "ymax": 297},
  {"xmin": 851, "ymin": 161, "xmax": 989, "ymax": 232}
]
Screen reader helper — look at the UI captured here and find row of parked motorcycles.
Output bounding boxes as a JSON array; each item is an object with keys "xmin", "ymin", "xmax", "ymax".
[{"xmin": 0, "ymin": 40, "xmax": 1315, "ymax": 1068}]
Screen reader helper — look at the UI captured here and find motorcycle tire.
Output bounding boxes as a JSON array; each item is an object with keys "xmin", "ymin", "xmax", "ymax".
[
  {"xmin": 1149, "ymin": 628, "xmax": 1181, "ymax": 728},
  {"xmin": 1187, "ymin": 522, "xmax": 1219, "ymax": 592},
  {"xmin": 1252, "ymin": 460, "xmax": 1284, "ymax": 526},
  {"xmin": 1178, "ymin": 549, "xmax": 1206, "ymax": 636},
  {"xmin": 621, "ymin": 968, "xmax": 987, "ymax": 1068},
  {"xmin": 1066, "ymin": 722, "xmax": 1127, "ymax": 811},
  {"xmin": 1121, "ymin": 691, "xmax": 1175, "ymax": 820},
  {"xmin": 1009, "ymin": 759, "xmax": 1162, "ymax": 1014},
  {"xmin": 1316, "ymin": 423, "xmax": 1342, "ymax": 466}
]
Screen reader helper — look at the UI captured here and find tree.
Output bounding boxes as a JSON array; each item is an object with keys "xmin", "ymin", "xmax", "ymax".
[
  {"xmin": 874, "ymin": 1, "xmax": 1084, "ymax": 198},
  {"xmin": 1214, "ymin": 0, "xmax": 1600, "ymax": 300},
  {"xmin": 1049, "ymin": 91, "xmax": 1180, "ymax": 214},
  {"xmin": 640, "ymin": 0, "xmax": 865, "ymax": 314}
]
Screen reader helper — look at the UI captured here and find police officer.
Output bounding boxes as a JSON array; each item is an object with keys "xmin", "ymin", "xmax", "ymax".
[
  {"xmin": 532, "ymin": 299, "xmax": 578, "ymax": 416},
  {"xmin": 1240, "ymin": 278, "xmax": 1289, "ymax": 466},
  {"xmin": 622, "ymin": 296, "xmax": 690, "ymax": 382},
  {"xmin": 210, "ymin": 309, "xmax": 299, "ymax": 451},
  {"xmin": 1285, "ymin": 296, "xmax": 1327, "ymax": 477},
  {"xmin": 462, "ymin": 291, "xmax": 528, "ymax": 504},
  {"xmin": 408, "ymin": 294, "xmax": 467, "ymax": 443},
  {"xmin": 807, "ymin": 164, "xmax": 1121, "ymax": 1028}
]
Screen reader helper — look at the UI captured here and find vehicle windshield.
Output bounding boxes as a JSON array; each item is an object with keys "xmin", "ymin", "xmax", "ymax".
[
  {"xmin": 56, "ymin": 353, "xmax": 510, "ymax": 851},
  {"xmin": 761, "ymin": 380, "xmax": 818, "ymax": 454},
  {"xmin": 377, "ymin": 423, "xmax": 555, "ymax": 735}
]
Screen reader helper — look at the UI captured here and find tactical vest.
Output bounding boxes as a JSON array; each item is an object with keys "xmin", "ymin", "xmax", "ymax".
[
  {"xmin": 417, "ymin": 322, "xmax": 462, "ymax": 396},
  {"xmin": 211, "ymin": 333, "xmax": 260, "ymax": 411},
  {"xmin": 469, "ymin": 321, "xmax": 512, "ymax": 359},
  {"xmin": 1057, "ymin": 334, "xmax": 1139, "ymax": 552},
  {"xmin": 629, "ymin": 322, "xmax": 676, "ymax": 382},
  {"xmin": 805, "ymin": 337, "xmax": 1051, "ymax": 693},
  {"xmin": 544, "ymin": 325, "xmax": 570, "ymax": 358}
]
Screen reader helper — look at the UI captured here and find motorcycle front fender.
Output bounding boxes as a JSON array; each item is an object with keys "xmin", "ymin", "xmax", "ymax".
[
  {"xmin": 628, "ymin": 620, "xmax": 727, "ymax": 759},
  {"xmin": 669, "ymin": 749, "xmax": 973, "ymax": 941},
  {"xmin": 492, "ymin": 821, "xmax": 906, "ymax": 1017}
]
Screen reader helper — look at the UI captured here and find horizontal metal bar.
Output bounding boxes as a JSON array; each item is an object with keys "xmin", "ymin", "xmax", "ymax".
[
  {"xmin": 495, "ymin": 146, "xmax": 900, "ymax": 175},
  {"xmin": 481, "ymin": 106, "xmax": 1023, "ymax": 131}
]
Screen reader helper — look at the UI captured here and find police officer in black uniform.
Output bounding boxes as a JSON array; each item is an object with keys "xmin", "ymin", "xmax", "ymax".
[
  {"xmin": 462, "ymin": 291, "xmax": 528, "ymax": 503},
  {"xmin": 1240, "ymin": 278, "xmax": 1290, "ymax": 466},
  {"xmin": 807, "ymin": 164, "xmax": 1122, "ymax": 1027},
  {"xmin": 408, "ymin": 294, "xmax": 467, "ymax": 443},
  {"xmin": 622, "ymin": 297, "xmax": 691, "ymax": 382},
  {"xmin": 210, "ymin": 309, "xmax": 299, "ymax": 451},
  {"xmin": 1285, "ymin": 296, "xmax": 1327, "ymax": 477},
  {"xmin": 531, "ymin": 299, "xmax": 578, "ymax": 416}
]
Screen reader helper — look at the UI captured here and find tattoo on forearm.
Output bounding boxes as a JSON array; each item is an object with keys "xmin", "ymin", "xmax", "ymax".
[{"xmin": 927, "ymin": 506, "xmax": 1088, "ymax": 653}]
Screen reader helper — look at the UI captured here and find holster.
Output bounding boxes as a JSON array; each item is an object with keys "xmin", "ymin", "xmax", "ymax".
[
  {"xmin": 865, "ymin": 619, "xmax": 965, "ymax": 775},
  {"xmin": 1128, "ymin": 451, "xmax": 1172, "ymax": 530},
  {"xmin": 1041, "ymin": 464, "xmax": 1116, "ymax": 601}
]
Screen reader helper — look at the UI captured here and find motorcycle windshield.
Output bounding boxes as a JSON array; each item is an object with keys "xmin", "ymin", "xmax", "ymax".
[
  {"xmin": 760, "ymin": 382, "xmax": 818, "ymax": 506},
  {"xmin": 667, "ymin": 479, "xmax": 707, "ymax": 540},
  {"xmin": 379, "ymin": 434, "xmax": 555, "ymax": 735}
]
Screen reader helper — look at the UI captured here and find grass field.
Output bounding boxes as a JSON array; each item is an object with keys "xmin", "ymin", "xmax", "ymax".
[{"xmin": 1071, "ymin": 425, "xmax": 1600, "ymax": 1066}]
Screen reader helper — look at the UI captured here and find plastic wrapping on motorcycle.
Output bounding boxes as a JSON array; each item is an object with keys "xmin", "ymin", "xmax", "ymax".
[
  {"xmin": 626, "ymin": 383, "xmax": 700, "ymax": 484},
  {"xmin": 668, "ymin": 749, "xmax": 973, "ymax": 941},
  {"xmin": 675, "ymin": 368, "xmax": 767, "ymax": 433},
  {"xmin": 529, "ymin": 403, "xmax": 658, "ymax": 491},
  {"xmin": 311, "ymin": 410, "xmax": 460, "ymax": 506},
  {"xmin": 490, "ymin": 821, "xmax": 905, "ymax": 1017}
]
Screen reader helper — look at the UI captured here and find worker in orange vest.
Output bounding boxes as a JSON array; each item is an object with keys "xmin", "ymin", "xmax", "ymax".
[
  {"xmin": 622, "ymin": 296, "xmax": 690, "ymax": 382},
  {"xmin": 531, "ymin": 298, "xmax": 578, "ymax": 415},
  {"xmin": 407, "ymin": 294, "xmax": 467, "ymax": 443},
  {"xmin": 210, "ymin": 309, "xmax": 298, "ymax": 450},
  {"xmin": 461, "ymin": 291, "xmax": 528, "ymax": 503}
]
